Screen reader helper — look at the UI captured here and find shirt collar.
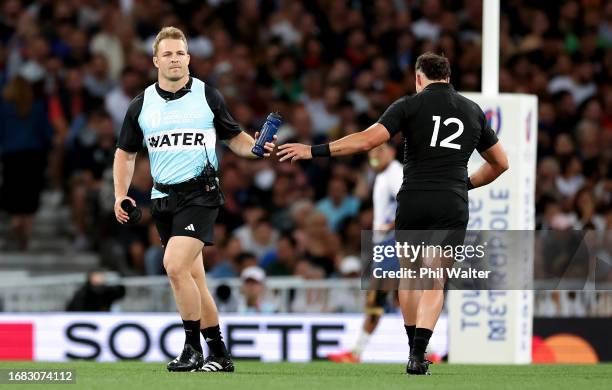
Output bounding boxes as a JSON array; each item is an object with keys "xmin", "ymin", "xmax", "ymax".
[
  {"xmin": 424, "ymin": 82, "xmax": 454, "ymax": 91},
  {"xmin": 155, "ymin": 77, "xmax": 193, "ymax": 101}
]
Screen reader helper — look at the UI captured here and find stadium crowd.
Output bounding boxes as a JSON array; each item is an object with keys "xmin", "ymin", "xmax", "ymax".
[{"xmin": 0, "ymin": 0, "xmax": 609, "ymax": 288}]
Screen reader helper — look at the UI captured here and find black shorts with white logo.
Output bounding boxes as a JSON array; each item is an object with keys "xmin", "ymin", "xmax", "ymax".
[{"xmin": 151, "ymin": 190, "xmax": 219, "ymax": 247}]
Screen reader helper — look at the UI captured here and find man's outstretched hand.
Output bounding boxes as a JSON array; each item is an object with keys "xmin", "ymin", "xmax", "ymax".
[{"xmin": 277, "ymin": 143, "xmax": 312, "ymax": 163}]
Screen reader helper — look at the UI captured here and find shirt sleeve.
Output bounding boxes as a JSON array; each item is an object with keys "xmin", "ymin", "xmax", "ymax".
[
  {"xmin": 116, "ymin": 93, "xmax": 144, "ymax": 153},
  {"xmin": 476, "ymin": 111, "xmax": 499, "ymax": 152},
  {"xmin": 205, "ymin": 84, "xmax": 242, "ymax": 140},
  {"xmin": 377, "ymin": 95, "xmax": 420, "ymax": 137}
]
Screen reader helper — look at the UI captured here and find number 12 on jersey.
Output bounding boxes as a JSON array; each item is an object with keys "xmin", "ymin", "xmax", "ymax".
[{"xmin": 430, "ymin": 116, "xmax": 464, "ymax": 150}]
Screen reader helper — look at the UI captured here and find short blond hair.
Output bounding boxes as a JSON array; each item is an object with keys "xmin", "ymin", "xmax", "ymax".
[{"xmin": 152, "ymin": 26, "xmax": 188, "ymax": 55}]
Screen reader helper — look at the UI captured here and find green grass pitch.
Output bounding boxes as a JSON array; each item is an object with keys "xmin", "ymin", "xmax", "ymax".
[{"xmin": 1, "ymin": 361, "xmax": 611, "ymax": 390}]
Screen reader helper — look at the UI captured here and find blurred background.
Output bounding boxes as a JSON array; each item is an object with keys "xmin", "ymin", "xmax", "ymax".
[{"xmin": 0, "ymin": 0, "xmax": 610, "ymax": 363}]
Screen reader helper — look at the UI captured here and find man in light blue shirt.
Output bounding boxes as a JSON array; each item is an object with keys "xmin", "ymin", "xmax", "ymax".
[{"xmin": 113, "ymin": 27, "xmax": 275, "ymax": 373}]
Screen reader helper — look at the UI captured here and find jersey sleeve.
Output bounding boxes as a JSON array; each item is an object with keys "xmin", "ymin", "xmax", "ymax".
[
  {"xmin": 116, "ymin": 94, "xmax": 144, "ymax": 153},
  {"xmin": 476, "ymin": 112, "xmax": 499, "ymax": 152},
  {"xmin": 377, "ymin": 95, "xmax": 420, "ymax": 137},
  {"xmin": 205, "ymin": 84, "xmax": 243, "ymax": 140}
]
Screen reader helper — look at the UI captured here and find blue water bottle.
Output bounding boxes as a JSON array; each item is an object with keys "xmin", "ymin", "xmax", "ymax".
[{"xmin": 251, "ymin": 112, "xmax": 282, "ymax": 158}]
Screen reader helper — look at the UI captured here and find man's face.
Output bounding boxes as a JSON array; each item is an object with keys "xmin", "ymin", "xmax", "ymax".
[
  {"xmin": 242, "ymin": 279, "xmax": 264, "ymax": 300},
  {"xmin": 153, "ymin": 38, "xmax": 190, "ymax": 82}
]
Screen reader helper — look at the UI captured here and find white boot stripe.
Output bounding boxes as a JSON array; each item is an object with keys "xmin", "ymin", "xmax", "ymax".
[{"xmin": 211, "ymin": 362, "xmax": 223, "ymax": 370}]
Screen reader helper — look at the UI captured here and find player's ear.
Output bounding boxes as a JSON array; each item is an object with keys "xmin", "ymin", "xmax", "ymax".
[
  {"xmin": 186, "ymin": 53, "xmax": 190, "ymax": 66},
  {"xmin": 153, "ymin": 55, "xmax": 159, "ymax": 68}
]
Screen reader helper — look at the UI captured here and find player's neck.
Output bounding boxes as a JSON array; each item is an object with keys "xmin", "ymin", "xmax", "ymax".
[
  {"xmin": 421, "ymin": 79, "xmax": 449, "ymax": 90},
  {"xmin": 158, "ymin": 75, "xmax": 190, "ymax": 93}
]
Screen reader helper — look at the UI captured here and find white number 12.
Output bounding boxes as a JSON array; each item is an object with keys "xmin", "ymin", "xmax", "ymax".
[{"xmin": 430, "ymin": 116, "xmax": 464, "ymax": 150}]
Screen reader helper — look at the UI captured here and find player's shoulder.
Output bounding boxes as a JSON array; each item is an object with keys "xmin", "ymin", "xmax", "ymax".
[
  {"xmin": 202, "ymin": 82, "xmax": 225, "ymax": 108},
  {"xmin": 453, "ymin": 91, "xmax": 485, "ymax": 118},
  {"xmin": 126, "ymin": 91, "xmax": 146, "ymax": 115},
  {"xmin": 130, "ymin": 90, "xmax": 145, "ymax": 104},
  {"xmin": 390, "ymin": 92, "xmax": 424, "ymax": 116},
  {"xmin": 397, "ymin": 92, "xmax": 421, "ymax": 104}
]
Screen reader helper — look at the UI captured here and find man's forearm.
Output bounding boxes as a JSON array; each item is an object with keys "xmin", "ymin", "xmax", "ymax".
[
  {"xmin": 316, "ymin": 123, "xmax": 390, "ymax": 157},
  {"xmin": 113, "ymin": 149, "xmax": 136, "ymax": 198},
  {"xmin": 328, "ymin": 132, "xmax": 375, "ymax": 156},
  {"xmin": 469, "ymin": 162, "xmax": 507, "ymax": 189},
  {"xmin": 226, "ymin": 132, "xmax": 258, "ymax": 158}
]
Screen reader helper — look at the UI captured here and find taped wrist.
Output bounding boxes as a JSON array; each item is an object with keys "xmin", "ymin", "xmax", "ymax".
[{"xmin": 311, "ymin": 144, "xmax": 331, "ymax": 157}]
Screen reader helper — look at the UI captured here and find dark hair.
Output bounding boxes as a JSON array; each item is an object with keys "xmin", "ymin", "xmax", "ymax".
[
  {"xmin": 415, "ymin": 52, "xmax": 451, "ymax": 80},
  {"xmin": 235, "ymin": 252, "xmax": 257, "ymax": 265},
  {"xmin": 279, "ymin": 233, "xmax": 297, "ymax": 247}
]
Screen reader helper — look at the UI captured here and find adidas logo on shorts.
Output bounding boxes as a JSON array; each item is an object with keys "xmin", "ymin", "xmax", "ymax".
[{"xmin": 185, "ymin": 224, "xmax": 196, "ymax": 231}]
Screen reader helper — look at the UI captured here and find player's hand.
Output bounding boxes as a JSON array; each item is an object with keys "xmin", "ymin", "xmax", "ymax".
[
  {"xmin": 254, "ymin": 131, "xmax": 277, "ymax": 158},
  {"xmin": 114, "ymin": 196, "xmax": 135, "ymax": 224},
  {"xmin": 277, "ymin": 143, "xmax": 312, "ymax": 163}
]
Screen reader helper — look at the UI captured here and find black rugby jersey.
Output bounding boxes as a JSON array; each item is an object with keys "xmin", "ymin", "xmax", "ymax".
[{"xmin": 377, "ymin": 83, "xmax": 498, "ymax": 201}]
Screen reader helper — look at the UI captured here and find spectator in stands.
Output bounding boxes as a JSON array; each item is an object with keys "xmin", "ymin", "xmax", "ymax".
[
  {"xmin": 316, "ymin": 177, "xmax": 361, "ymax": 232},
  {"xmin": 291, "ymin": 260, "xmax": 329, "ymax": 313},
  {"xmin": 261, "ymin": 233, "xmax": 299, "ymax": 276},
  {"xmin": 237, "ymin": 266, "xmax": 278, "ymax": 314},
  {"xmin": 296, "ymin": 212, "xmax": 340, "ymax": 276},
  {"xmin": 209, "ymin": 250, "xmax": 257, "ymax": 279},
  {"xmin": 556, "ymin": 155, "xmax": 584, "ymax": 198},
  {"xmin": 67, "ymin": 110, "xmax": 116, "ymax": 250},
  {"xmin": 84, "ymin": 54, "xmax": 116, "ymax": 98},
  {"xmin": 233, "ymin": 204, "xmax": 279, "ymax": 259},
  {"xmin": 0, "ymin": 76, "xmax": 52, "ymax": 250},
  {"xmin": 104, "ymin": 67, "xmax": 143, "ymax": 134},
  {"xmin": 573, "ymin": 187, "xmax": 605, "ymax": 230}
]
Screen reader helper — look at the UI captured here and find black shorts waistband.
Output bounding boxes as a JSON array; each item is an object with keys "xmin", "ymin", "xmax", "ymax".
[{"xmin": 154, "ymin": 178, "xmax": 217, "ymax": 194}]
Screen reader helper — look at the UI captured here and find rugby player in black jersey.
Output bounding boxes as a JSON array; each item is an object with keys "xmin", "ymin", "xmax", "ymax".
[{"xmin": 278, "ymin": 52, "xmax": 508, "ymax": 375}]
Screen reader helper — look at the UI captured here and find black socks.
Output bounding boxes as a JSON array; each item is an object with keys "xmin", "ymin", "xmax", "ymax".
[
  {"xmin": 404, "ymin": 324, "xmax": 416, "ymax": 351},
  {"xmin": 201, "ymin": 325, "xmax": 230, "ymax": 358},
  {"xmin": 183, "ymin": 319, "xmax": 202, "ymax": 353},
  {"xmin": 412, "ymin": 327, "xmax": 433, "ymax": 360}
]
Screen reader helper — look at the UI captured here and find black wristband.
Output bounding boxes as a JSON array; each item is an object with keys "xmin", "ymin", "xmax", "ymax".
[
  {"xmin": 311, "ymin": 144, "xmax": 331, "ymax": 157},
  {"xmin": 467, "ymin": 177, "xmax": 475, "ymax": 191}
]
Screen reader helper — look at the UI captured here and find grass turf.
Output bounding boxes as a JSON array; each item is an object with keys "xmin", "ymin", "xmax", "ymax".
[{"xmin": 0, "ymin": 361, "xmax": 610, "ymax": 390}]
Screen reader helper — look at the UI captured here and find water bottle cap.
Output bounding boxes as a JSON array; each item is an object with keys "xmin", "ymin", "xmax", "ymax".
[{"xmin": 268, "ymin": 112, "xmax": 282, "ymax": 120}]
